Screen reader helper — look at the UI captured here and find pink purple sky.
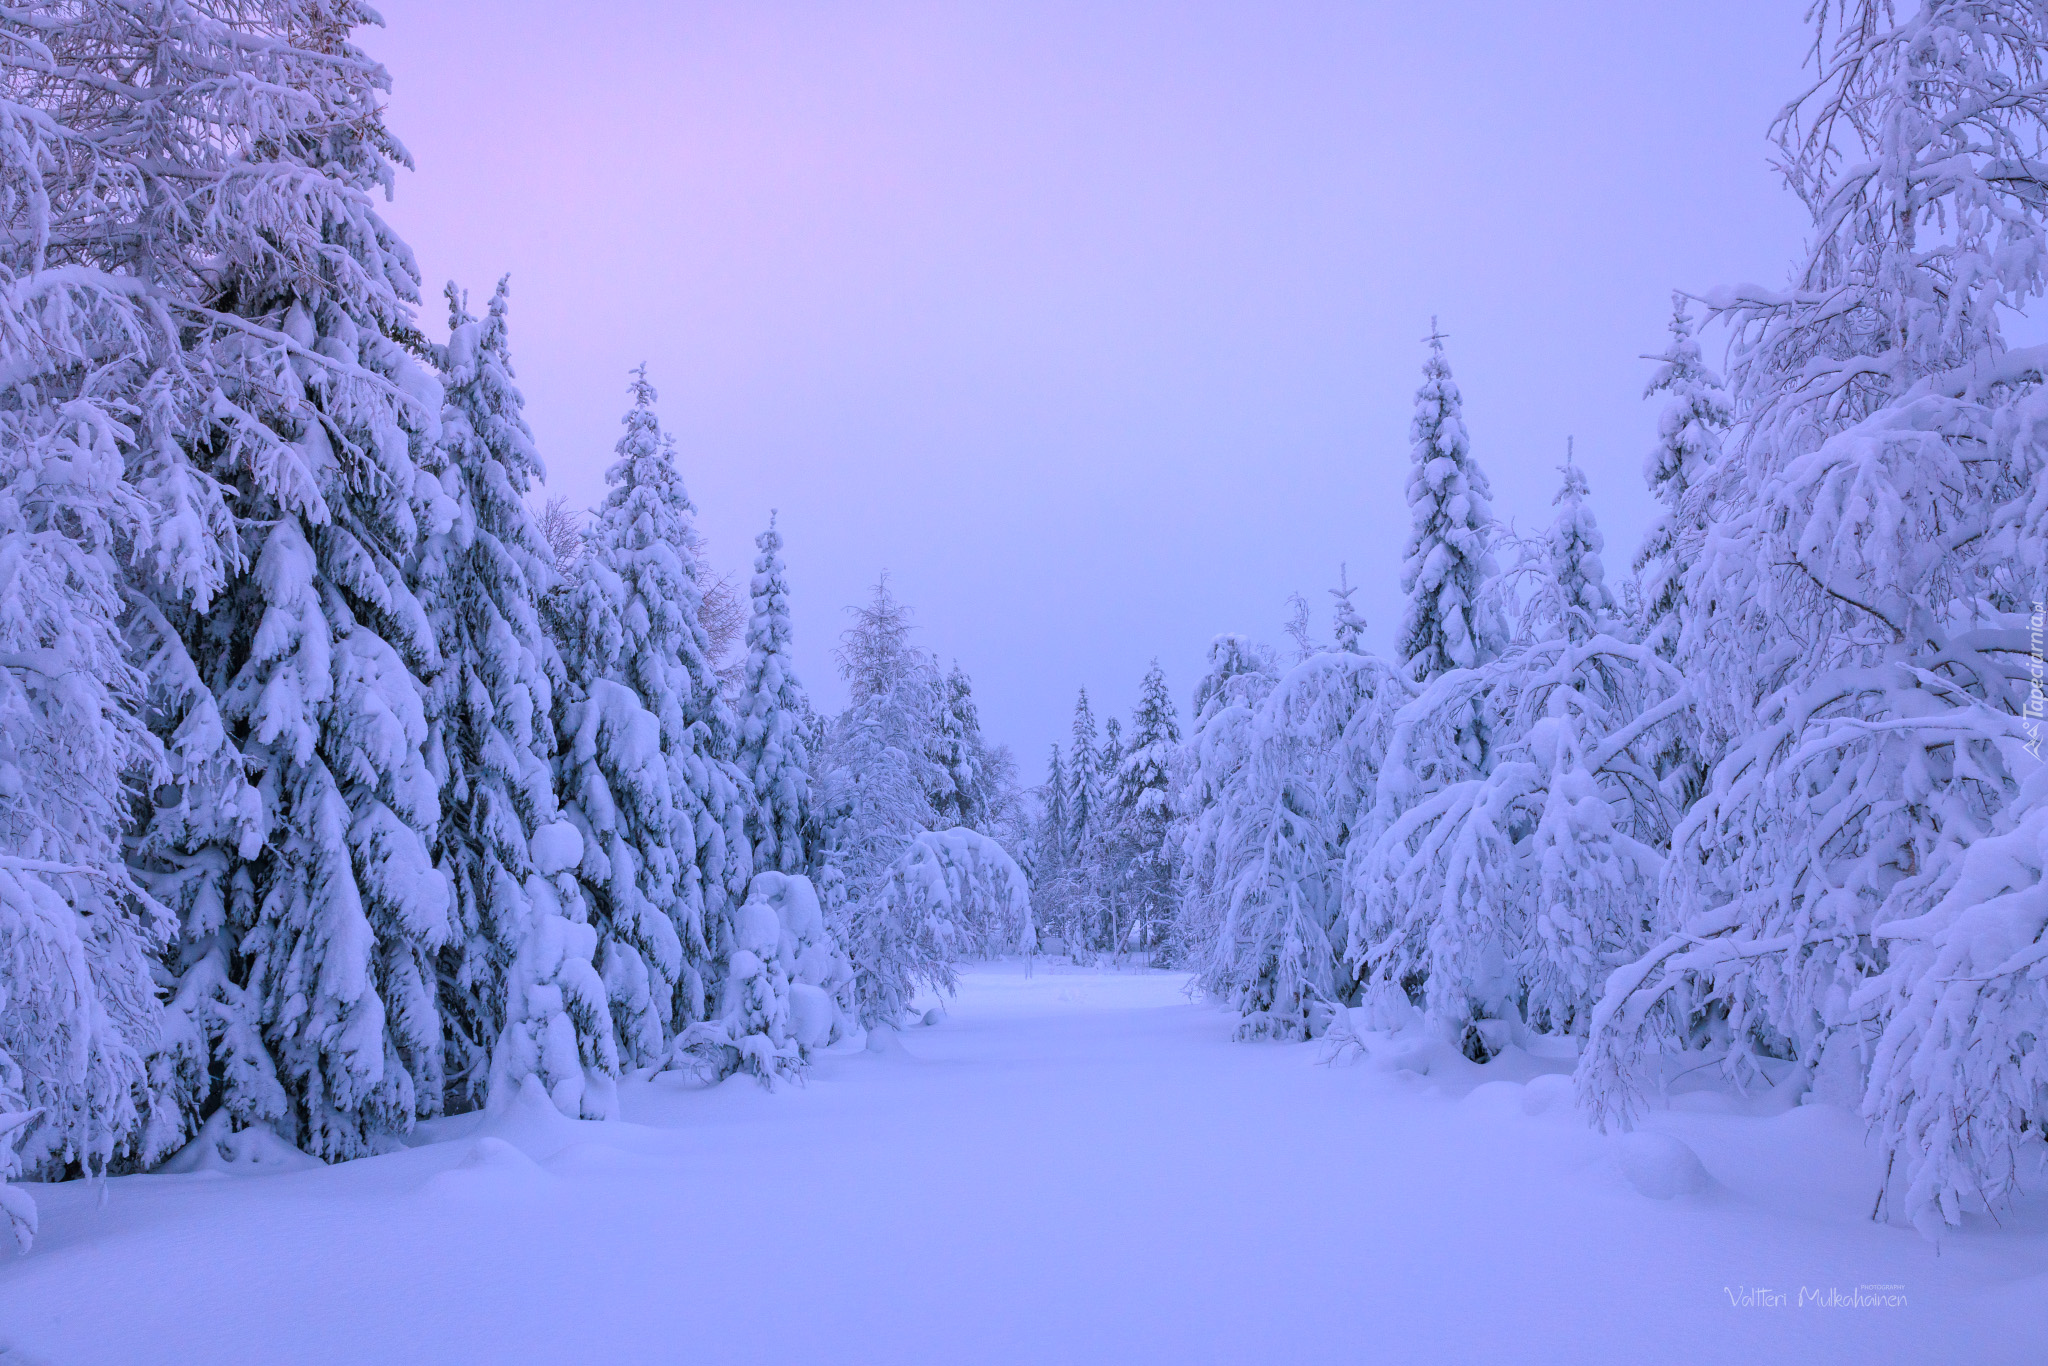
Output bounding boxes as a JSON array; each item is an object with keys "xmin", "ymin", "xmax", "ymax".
[{"xmin": 368, "ymin": 0, "xmax": 1811, "ymax": 764}]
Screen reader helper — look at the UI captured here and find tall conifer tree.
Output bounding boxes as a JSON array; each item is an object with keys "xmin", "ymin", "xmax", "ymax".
[
  {"xmin": 1543, "ymin": 453, "xmax": 1616, "ymax": 644},
  {"xmin": 738, "ymin": 513, "xmax": 813, "ymax": 876},
  {"xmin": 1633, "ymin": 297, "xmax": 1730, "ymax": 662},
  {"xmin": 1396, "ymin": 324, "xmax": 1503, "ymax": 684},
  {"xmin": 119, "ymin": 0, "xmax": 459, "ymax": 1162},
  {"xmin": 1115, "ymin": 662, "xmax": 1183, "ymax": 951},
  {"xmin": 417, "ymin": 280, "xmax": 616, "ymax": 1116},
  {"xmin": 560, "ymin": 370, "xmax": 745, "ymax": 1065},
  {"xmin": 1066, "ymin": 689, "xmax": 1101, "ymax": 853},
  {"xmin": 1329, "ymin": 566, "xmax": 1368, "ymax": 655}
]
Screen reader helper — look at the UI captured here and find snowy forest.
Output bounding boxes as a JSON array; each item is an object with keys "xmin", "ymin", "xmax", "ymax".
[
  {"xmin": 0, "ymin": 0, "xmax": 1043, "ymax": 1252},
  {"xmin": 1035, "ymin": 0, "xmax": 2048, "ymax": 1242},
  {"xmin": 2, "ymin": 2, "xmax": 2047, "ymax": 1362}
]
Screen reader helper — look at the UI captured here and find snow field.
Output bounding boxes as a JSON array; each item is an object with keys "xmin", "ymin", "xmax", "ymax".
[{"xmin": 2, "ymin": 961, "xmax": 2042, "ymax": 1365}]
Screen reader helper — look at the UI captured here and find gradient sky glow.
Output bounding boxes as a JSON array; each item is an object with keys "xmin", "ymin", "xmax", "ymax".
[{"xmin": 368, "ymin": 1, "xmax": 1814, "ymax": 764}]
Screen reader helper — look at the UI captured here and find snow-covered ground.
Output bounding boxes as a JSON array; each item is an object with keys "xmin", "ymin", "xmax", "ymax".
[{"xmin": 3, "ymin": 961, "xmax": 2043, "ymax": 1365}]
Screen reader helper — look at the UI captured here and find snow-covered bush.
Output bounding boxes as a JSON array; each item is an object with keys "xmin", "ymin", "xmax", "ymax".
[
  {"xmin": 851, "ymin": 829, "xmax": 1034, "ymax": 1029},
  {"xmin": 1172, "ymin": 635, "xmax": 1280, "ymax": 971},
  {"xmin": 486, "ymin": 820, "xmax": 619, "ymax": 1119},
  {"xmin": 681, "ymin": 871, "xmax": 858, "ymax": 1083},
  {"xmin": 1191, "ymin": 651, "xmax": 1404, "ymax": 1040},
  {"xmin": 1858, "ymin": 766, "xmax": 2048, "ymax": 1234}
]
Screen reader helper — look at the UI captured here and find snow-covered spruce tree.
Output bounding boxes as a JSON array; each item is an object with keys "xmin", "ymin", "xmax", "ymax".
[
  {"xmin": 1329, "ymin": 339, "xmax": 1512, "ymax": 1033},
  {"xmin": 487, "ymin": 819, "xmax": 619, "ymax": 1118},
  {"xmin": 1059, "ymin": 688, "xmax": 1112, "ymax": 950},
  {"xmin": 1396, "ymin": 323, "xmax": 1505, "ymax": 687},
  {"xmin": 554, "ymin": 597, "xmax": 680, "ymax": 1071},
  {"xmin": 737, "ymin": 513, "xmax": 813, "ymax": 877},
  {"xmin": 655, "ymin": 441, "xmax": 752, "ymax": 1018},
  {"xmin": 765, "ymin": 872, "xmax": 858, "ymax": 1051},
  {"xmin": 559, "ymin": 370, "xmax": 747, "ymax": 1069},
  {"xmin": 1578, "ymin": 0, "xmax": 2048, "ymax": 1237},
  {"xmin": 1357, "ymin": 468, "xmax": 1682, "ymax": 1057},
  {"xmin": 1632, "ymin": 299, "xmax": 1730, "ymax": 815},
  {"xmin": 1112, "ymin": 661, "xmax": 1183, "ymax": 953},
  {"xmin": 1171, "ymin": 635, "xmax": 1278, "ymax": 974},
  {"xmin": 1038, "ymin": 743, "xmax": 1069, "ymax": 872},
  {"xmin": 1329, "ymin": 565, "xmax": 1368, "ymax": 655},
  {"xmin": 1382, "ymin": 322, "xmax": 1505, "ymax": 835},
  {"xmin": 1066, "ymin": 688, "xmax": 1102, "ymax": 857},
  {"xmin": 680, "ymin": 876, "xmax": 797, "ymax": 1083},
  {"xmin": 1, "ymin": 0, "xmax": 473, "ymax": 1192},
  {"xmin": 78, "ymin": 0, "xmax": 466, "ymax": 1163},
  {"xmin": 1634, "ymin": 296, "xmax": 1731, "ymax": 663},
  {"xmin": 1030, "ymin": 706, "xmax": 1092, "ymax": 955},
  {"xmin": 1031, "ymin": 743, "xmax": 1071, "ymax": 943},
  {"xmin": 1541, "ymin": 455, "xmax": 1616, "ymax": 644},
  {"xmin": 931, "ymin": 662, "xmax": 988, "ymax": 830},
  {"xmin": 1094, "ymin": 714, "xmax": 1133, "ymax": 950},
  {"xmin": 681, "ymin": 517, "xmax": 858, "ymax": 1085},
  {"xmin": 416, "ymin": 279, "xmax": 617, "ymax": 1117},
  {"xmin": 1117, "ymin": 664, "xmax": 1182, "ymax": 822}
]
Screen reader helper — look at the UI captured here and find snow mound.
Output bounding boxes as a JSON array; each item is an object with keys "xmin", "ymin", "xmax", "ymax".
[
  {"xmin": 470, "ymin": 1073, "xmax": 602, "ymax": 1161},
  {"xmin": 1367, "ymin": 1033, "xmax": 1454, "ymax": 1077},
  {"xmin": 453, "ymin": 1136, "xmax": 541, "ymax": 1173},
  {"xmin": 1615, "ymin": 1131, "xmax": 1713, "ymax": 1199},
  {"xmin": 1520, "ymin": 1072, "xmax": 1575, "ymax": 1117},
  {"xmin": 155, "ymin": 1113, "xmax": 322, "ymax": 1176},
  {"xmin": 1459, "ymin": 1080, "xmax": 1526, "ymax": 1118},
  {"xmin": 427, "ymin": 1137, "xmax": 555, "ymax": 1202}
]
